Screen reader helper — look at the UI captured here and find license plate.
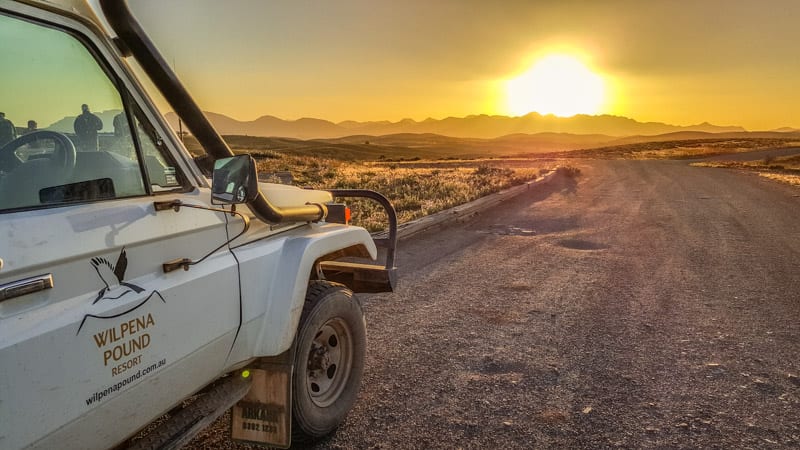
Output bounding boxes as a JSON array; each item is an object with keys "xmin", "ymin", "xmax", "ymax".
[{"xmin": 230, "ymin": 364, "xmax": 292, "ymax": 448}]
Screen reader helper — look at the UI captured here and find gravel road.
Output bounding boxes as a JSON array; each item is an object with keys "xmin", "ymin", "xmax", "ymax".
[{"xmin": 193, "ymin": 159, "xmax": 800, "ymax": 449}]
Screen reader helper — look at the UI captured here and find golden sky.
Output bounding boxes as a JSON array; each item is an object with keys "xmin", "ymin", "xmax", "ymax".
[{"xmin": 131, "ymin": 0, "xmax": 800, "ymax": 130}]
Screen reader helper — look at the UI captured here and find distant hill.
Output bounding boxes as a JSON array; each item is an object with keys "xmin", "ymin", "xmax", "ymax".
[
  {"xmin": 164, "ymin": 111, "xmax": 747, "ymax": 140},
  {"xmin": 336, "ymin": 132, "xmax": 624, "ymax": 154},
  {"xmin": 609, "ymin": 130, "xmax": 800, "ymax": 146},
  {"xmin": 209, "ymin": 130, "xmax": 800, "ymax": 163}
]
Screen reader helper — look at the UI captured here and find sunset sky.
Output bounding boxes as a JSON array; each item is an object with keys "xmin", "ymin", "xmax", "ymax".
[{"xmin": 130, "ymin": 0, "xmax": 800, "ymax": 130}]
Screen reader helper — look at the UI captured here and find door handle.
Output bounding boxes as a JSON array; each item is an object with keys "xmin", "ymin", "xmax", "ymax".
[{"xmin": 0, "ymin": 274, "xmax": 54, "ymax": 302}]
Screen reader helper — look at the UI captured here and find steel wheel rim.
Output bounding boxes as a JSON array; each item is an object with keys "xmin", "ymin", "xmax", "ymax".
[{"xmin": 306, "ymin": 317, "xmax": 353, "ymax": 407}]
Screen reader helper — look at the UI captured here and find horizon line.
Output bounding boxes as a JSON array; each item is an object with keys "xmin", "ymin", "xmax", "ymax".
[{"xmin": 159, "ymin": 110, "xmax": 793, "ymax": 131}]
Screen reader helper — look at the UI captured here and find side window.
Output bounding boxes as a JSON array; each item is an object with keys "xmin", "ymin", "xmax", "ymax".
[
  {"xmin": 133, "ymin": 114, "xmax": 182, "ymax": 191},
  {"xmin": 0, "ymin": 13, "xmax": 180, "ymax": 211}
]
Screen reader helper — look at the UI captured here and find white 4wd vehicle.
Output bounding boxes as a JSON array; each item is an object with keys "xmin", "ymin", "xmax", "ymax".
[{"xmin": 0, "ymin": 1, "xmax": 397, "ymax": 448}]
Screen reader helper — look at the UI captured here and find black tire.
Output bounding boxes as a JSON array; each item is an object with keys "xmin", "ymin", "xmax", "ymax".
[{"xmin": 292, "ymin": 281, "xmax": 366, "ymax": 442}]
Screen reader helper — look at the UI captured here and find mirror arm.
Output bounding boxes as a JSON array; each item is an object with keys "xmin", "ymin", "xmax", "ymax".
[
  {"xmin": 154, "ymin": 200, "xmax": 251, "ymax": 273},
  {"xmin": 154, "ymin": 199, "xmax": 238, "ymax": 217}
]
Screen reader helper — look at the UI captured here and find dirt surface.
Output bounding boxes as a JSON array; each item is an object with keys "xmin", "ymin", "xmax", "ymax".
[{"xmin": 192, "ymin": 158, "xmax": 800, "ymax": 449}]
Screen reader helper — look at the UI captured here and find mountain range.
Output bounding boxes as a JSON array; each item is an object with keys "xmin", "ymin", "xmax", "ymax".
[
  {"xmin": 44, "ymin": 110, "xmax": 798, "ymax": 147},
  {"xmin": 163, "ymin": 111, "xmax": 753, "ymax": 140}
]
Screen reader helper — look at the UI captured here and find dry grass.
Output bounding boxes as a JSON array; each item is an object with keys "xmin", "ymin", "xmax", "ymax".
[
  {"xmin": 759, "ymin": 173, "xmax": 800, "ymax": 185},
  {"xmin": 253, "ymin": 153, "xmax": 546, "ymax": 231},
  {"xmin": 691, "ymin": 154, "xmax": 800, "ymax": 187}
]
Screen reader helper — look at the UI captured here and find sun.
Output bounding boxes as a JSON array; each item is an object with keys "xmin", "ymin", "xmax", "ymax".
[{"xmin": 506, "ymin": 54, "xmax": 605, "ymax": 117}]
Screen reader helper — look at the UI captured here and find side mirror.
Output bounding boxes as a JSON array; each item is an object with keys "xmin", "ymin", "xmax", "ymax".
[{"xmin": 211, "ymin": 155, "xmax": 259, "ymax": 205}]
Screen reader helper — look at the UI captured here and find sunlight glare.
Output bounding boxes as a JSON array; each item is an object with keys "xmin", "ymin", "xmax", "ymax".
[{"xmin": 506, "ymin": 54, "xmax": 605, "ymax": 117}]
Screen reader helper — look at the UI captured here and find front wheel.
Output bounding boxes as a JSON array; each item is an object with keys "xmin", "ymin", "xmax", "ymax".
[{"xmin": 292, "ymin": 281, "xmax": 366, "ymax": 441}]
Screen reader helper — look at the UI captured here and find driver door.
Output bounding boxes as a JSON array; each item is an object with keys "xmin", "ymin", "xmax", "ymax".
[{"xmin": 0, "ymin": 9, "xmax": 240, "ymax": 449}]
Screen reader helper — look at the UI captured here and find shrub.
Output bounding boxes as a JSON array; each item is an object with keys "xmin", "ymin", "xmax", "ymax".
[{"xmin": 558, "ymin": 166, "xmax": 581, "ymax": 178}]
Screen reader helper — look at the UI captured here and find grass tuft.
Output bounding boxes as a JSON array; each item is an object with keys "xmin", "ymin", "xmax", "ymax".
[{"xmin": 558, "ymin": 166, "xmax": 581, "ymax": 177}]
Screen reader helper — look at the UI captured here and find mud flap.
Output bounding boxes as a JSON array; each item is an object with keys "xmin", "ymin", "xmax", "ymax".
[{"xmin": 230, "ymin": 362, "xmax": 292, "ymax": 448}]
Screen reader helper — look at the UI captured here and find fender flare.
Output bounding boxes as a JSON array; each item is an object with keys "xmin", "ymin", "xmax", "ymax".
[{"xmin": 254, "ymin": 226, "xmax": 376, "ymax": 356}]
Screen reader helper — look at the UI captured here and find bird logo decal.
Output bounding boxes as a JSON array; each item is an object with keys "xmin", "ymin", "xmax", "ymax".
[
  {"xmin": 90, "ymin": 247, "xmax": 144, "ymax": 304},
  {"xmin": 78, "ymin": 247, "xmax": 165, "ymax": 334}
]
